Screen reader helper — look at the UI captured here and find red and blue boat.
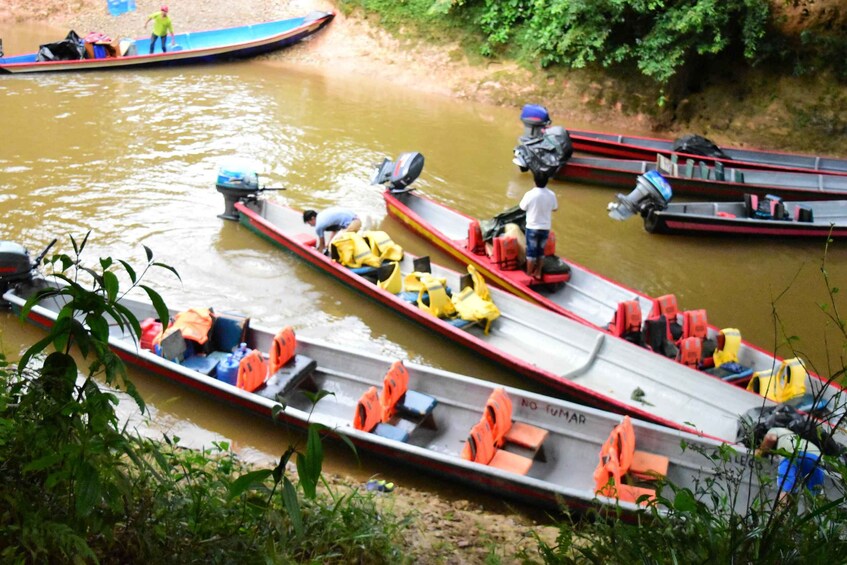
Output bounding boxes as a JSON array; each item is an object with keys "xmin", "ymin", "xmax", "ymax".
[{"xmin": 0, "ymin": 12, "xmax": 334, "ymax": 73}]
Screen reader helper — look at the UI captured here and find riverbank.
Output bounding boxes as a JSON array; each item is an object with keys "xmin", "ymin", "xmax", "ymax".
[{"xmin": 5, "ymin": 0, "xmax": 847, "ymax": 156}]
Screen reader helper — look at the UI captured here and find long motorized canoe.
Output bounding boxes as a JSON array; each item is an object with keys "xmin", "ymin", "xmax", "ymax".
[
  {"xmin": 566, "ymin": 128, "xmax": 847, "ymax": 176},
  {"xmin": 554, "ymin": 154, "xmax": 847, "ymax": 201},
  {"xmin": 626, "ymin": 196, "xmax": 847, "ymax": 238},
  {"xmin": 0, "ymin": 12, "xmax": 334, "ymax": 74},
  {"xmin": 2, "ymin": 270, "xmax": 772, "ymax": 516},
  {"xmin": 376, "ymin": 156, "xmax": 846, "ymax": 418},
  {"xmin": 225, "ymin": 194, "xmax": 805, "ymax": 444}
]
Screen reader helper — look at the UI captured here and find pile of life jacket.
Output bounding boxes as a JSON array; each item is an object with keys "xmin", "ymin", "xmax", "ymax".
[
  {"xmin": 330, "ymin": 230, "xmax": 403, "ymax": 269},
  {"xmin": 607, "ymin": 295, "xmax": 754, "ymax": 374},
  {"xmin": 400, "ymin": 264, "xmax": 501, "ymax": 334}
]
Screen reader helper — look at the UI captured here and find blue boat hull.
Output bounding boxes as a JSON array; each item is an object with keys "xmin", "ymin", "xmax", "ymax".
[{"xmin": 0, "ymin": 12, "xmax": 334, "ymax": 73}]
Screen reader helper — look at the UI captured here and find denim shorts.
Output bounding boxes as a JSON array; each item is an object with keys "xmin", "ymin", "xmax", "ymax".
[{"xmin": 525, "ymin": 228, "xmax": 549, "ymax": 259}]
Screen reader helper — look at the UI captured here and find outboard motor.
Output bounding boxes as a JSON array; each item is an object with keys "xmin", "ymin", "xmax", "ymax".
[
  {"xmin": 0, "ymin": 239, "xmax": 56, "ymax": 304},
  {"xmin": 512, "ymin": 104, "xmax": 573, "ymax": 176},
  {"xmin": 215, "ymin": 160, "xmax": 261, "ymax": 220},
  {"xmin": 371, "ymin": 152, "xmax": 425, "ymax": 193},
  {"xmin": 607, "ymin": 170, "xmax": 673, "ymax": 221}
]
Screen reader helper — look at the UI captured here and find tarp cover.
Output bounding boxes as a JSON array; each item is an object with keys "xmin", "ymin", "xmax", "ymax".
[
  {"xmin": 36, "ymin": 31, "xmax": 85, "ymax": 62},
  {"xmin": 513, "ymin": 126, "xmax": 574, "ymax": 176},
  {"xmin": 480, "ymin": 206, "xmax": 526, "ymax": 241},
  {"xmin": 672, "ymin": 134, "xmax": 729, "ymax": 159}
]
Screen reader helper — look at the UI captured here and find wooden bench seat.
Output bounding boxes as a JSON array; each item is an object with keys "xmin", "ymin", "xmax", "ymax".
[{"xmin": 257, "ymin": 355, "xmax": 317, "ymax": 401}]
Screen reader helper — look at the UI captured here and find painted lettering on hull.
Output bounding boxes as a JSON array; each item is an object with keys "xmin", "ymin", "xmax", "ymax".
[{"xmin": 520, "ymin": 398, "xmax": 586, "ymax": 425}]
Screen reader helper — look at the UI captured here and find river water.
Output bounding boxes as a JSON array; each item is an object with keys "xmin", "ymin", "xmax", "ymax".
[{"xmin": 2, "ymin": 24, "xmax": 846, "ymax": 510}]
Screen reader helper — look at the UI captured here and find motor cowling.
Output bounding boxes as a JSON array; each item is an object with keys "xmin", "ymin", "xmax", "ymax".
[
  {"xmin": 371, "ymin": 152, "xmax": 424, "ymax": 193},
  {"xmin": 519, "ymin": 104, "xmax": 551, "ymax": 138},
  {"xmin": 607, "ymin": 170, "xmax": 673, "ymax": 221},
  {"xmin": 215, "ymin": 160, "xmax": 261, "ymax": 220},
  {"xmin": 513, "ymin": 104, "xmax": 573, "ymax": 176}
]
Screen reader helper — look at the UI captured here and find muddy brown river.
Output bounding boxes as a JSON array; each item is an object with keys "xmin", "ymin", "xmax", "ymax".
[{"xmin": 2, "ymin": 23, "xmax": 845, "ymax": 508}]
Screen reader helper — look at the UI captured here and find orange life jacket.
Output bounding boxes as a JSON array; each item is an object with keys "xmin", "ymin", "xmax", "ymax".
[
  {"xmin": 650, "ymin": 294, "xmax": 680, "ymax": 340},
  {"xmin": 354, "ymin": 386, "xmax": 383, "ymax": 432},
  {"xmin": 467, "ymin": 219, "xmax": 485, "ymax": 255},
  {"xmin": 492, "ymin": 235, "xmax": 520, "ymax": 271},
  {"xmin": 599, "ymin": 416, "xmax": 636, "ymax": 476},
  {"xmin": 236, "ymin": 349, "xmax": 269, "ymax": 393},
  {"xmin": 609, "ymin": 300, "xmax": 642, "ymax": 338},
  {"xmin": 543, "ymin": 230, "xmax": 556, "ymax": 256},
  {"xmin": 484, "ymin": 388, "xmax": 513, "ymax": 448},
  {"xmin": 269, "ymin": 326, "xmax": 296, "ymax": 374},
  {"xmin": 681, "ymin": 309, "xmax": 708, "ymax": 340},
  {"xmin": 676, "ymin": 337, "xmax": 702, "ymax": 368},
  {"xmin": 380, "ymin": 360, "xmax": 409, "ymax": 422},
  {"xmin": 461, "ymin": 418, "xmax": 496, "ymax": 465},
  {"xmin": 156, "ymin": 307, "xmax": 214, "ymax": 347}
]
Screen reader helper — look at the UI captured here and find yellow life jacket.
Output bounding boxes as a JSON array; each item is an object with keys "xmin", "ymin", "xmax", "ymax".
[
  {"xmin": 452, "ymin": 286, "xmax": 500, "ymax": 334},
  {"xmin": 416, "ymin": 274, "xmax": 456, "ymax": 319},
  {"xmin": 377, "ymin": 261, "xmax": 403, "ymax": 294},
  {"xmin": 362, "ymin": 230, "xmax": 404, "ymax": 262},
  {"xmin": 775, "ymin": 357, "xmax": 807, "ymax": 402},
  {"xmin": 403, "ymin": 271, "xmax": 447, "ymax": 294},
  {"xmin": 450, "ymin": 265, "xmax": 500, "ymax": 334},
  {"xmin": 747, "ymin": 357, "xmax": 807, "ymax": 403},
  {"xmin": 712, "ymin": 328, "xmax": 741, "ymax": 367},
  {"xmin": 330, "ymin": 232, "xmax": 382, "ymax": 268}
]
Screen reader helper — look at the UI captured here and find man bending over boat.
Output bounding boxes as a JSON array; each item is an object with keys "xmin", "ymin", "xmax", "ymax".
[
  {"xmin": 755, "ymin": 426, "xmax": 824, "ymax": 504},
  {"xmin": 303, "ymin": 207, "xmax": 362, "ymax": 254},
  {"xmin": 144, "ymin": 6, "xmax": 175, "ymax": 54},
  {"xmin": 519, "ymin": 170, "xmax": 558, "ymax": 282}
]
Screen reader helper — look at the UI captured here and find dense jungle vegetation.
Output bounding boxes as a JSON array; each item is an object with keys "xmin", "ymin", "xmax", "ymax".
[{"xmin": 339, "ymin": 0, "xmax": 847, "ymax": 135}]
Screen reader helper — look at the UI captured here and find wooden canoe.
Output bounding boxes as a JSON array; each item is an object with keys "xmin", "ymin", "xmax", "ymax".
[
  {"xmin": 554, "ymin": 155, "xmax": 847, "ymax": 201},
  {"xmin": 0, "ymin": 12, "xmax": 334, "ymax": 74},
  {"xmin": 228, "ymin": 197, "xmax": 807, "ymax": 443},
  {"xmin": 2, "ymin": 274, "xmax": 773, "ymax": 515},
  {"xmin": 566, "ymin": 128, "xmax": 847, "ymax": 176},
  {"xmin": 382, "ymin": 188, "xmax": 847, "ymax": 417}
]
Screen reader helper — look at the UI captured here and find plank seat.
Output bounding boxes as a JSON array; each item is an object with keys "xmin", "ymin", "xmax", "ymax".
[
  {"xmin": 527, "ymin": 272, "xmax": 569, "ymax": 287},
  {"xmin": 181, "ymin": 354, "xmax": 221, "ymax": 376},
  {"xmin": 504, "ymin": 421, "xmax": 549, "ymax": 452},
  {"xmin": 257, "ymin": 355, "xmax": 317, "ymax": 401},
  {"xmin": 489, "ymin": 449, "xmax": 534, "ymax": 475},
  {"xmin": 373, "ymin": 422, "xmax": 410, "ymax": 443},
  {"xmin": 630, "ymin": 450, "xmax": 670, "ymax": 481},
  {"xmin": 396, "ymin": 389, "xmax": 437, "ymax": 419}
]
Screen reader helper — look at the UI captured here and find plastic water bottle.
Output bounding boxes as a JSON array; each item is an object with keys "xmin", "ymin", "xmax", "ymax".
[{"xmin": 233, "ymin": 342, "xmax": 249, "ymax": 361}]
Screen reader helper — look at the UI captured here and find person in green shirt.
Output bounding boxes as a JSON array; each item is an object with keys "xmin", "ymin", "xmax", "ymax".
[{"xmin": 144, "ymin": 6, "xmax": 175, "ymax": 54}]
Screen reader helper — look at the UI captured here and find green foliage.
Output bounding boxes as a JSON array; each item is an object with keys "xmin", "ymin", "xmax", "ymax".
[
  {"xmin": 525, "ymin": 447, "xmax": 847, "ymax": 563},
  {"xmin": 446, "ymin": 0, "xmax": 771, "ymax": 86}
]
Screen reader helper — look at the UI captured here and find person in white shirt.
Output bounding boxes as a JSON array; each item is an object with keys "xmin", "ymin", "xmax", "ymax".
[{"xmin": 519, "ymin": 171, "xmax": 558, "ymax": 281}]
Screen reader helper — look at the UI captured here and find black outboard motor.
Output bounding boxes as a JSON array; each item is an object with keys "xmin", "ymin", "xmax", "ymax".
[
  {"xmin": 215, "ymin": 160, "xmax": 261, "ymax": 220},
  {"xmin": 512, "ymin": 104, "xmax": 573, "ymax": 176},
  {"xmin": 0, "ymin": 239, "xmax": 56, "ymax": 305},
  {"xmin": 371, "ymin": 152, "xmax": 425, "ymax": 193},
  {"xmin": 607, "ymin": 170, "xmax": 673, "ymax": 221}
]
